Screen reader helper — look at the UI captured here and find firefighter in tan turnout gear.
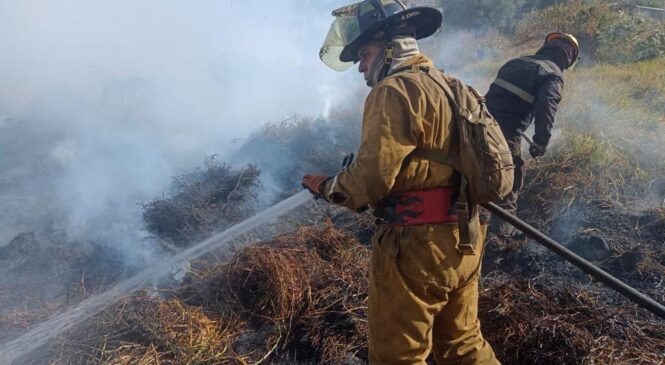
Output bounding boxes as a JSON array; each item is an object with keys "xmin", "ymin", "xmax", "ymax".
[{"xmin": 302, "ymin": 1, "xmax": 503, "ymax": 363}]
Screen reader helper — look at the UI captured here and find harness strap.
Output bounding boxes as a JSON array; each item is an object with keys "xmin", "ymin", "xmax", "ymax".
[
  {"xmin": 390, "ymin": 65, "xmax": 461, "ymax": 109},
  {"xmin": 455, "ymin": 176, "xmax": 477, "ymax": 255}
]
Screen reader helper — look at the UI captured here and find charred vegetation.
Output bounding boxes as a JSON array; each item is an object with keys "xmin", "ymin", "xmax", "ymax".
[{"xmin": 142, "ymin": 156, "xmax": 261, "ymax": 250}]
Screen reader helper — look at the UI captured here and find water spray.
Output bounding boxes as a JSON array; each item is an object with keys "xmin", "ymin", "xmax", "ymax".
[{"xmin": 0, "ymin": 190, "xmax": 313, "ymax": 364}]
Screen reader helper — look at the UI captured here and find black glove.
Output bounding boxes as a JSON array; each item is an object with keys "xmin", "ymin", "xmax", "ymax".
[{"xmin": 529, "ymin": 142, "xmax": 547, "ymax": 158}]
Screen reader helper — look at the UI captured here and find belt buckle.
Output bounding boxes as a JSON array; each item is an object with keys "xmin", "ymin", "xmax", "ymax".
[{"xmin": 455, "ymin": 201, "xmax": 468, "ymax": 215}]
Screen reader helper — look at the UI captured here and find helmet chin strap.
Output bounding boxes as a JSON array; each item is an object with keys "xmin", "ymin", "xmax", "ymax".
[
  {"xmin": 366, "ymin": 44, "xmax": 390, "ymax": 87},
  {"xmin": 366, "ymin": 36, "xmax": 418, "ymax": 87},
  {"xmin": 385, "ymin": 45, "xmax": 394, "ymax": 66}
]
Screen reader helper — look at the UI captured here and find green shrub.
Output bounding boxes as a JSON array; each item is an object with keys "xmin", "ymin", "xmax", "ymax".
[
  {"xmin": 516, "ymin": 0, "xmax": 665, "ymax": 63},
  {"xmin": 516, "ymin": 0, "xmax": 616, "ymax": 56},
  {"xmin": 545, "ymin": 56, "xmax": 665, "ymax": 202},
  {"xmin": 635, "ymin": 0, "xmax": 665, "ymax": 7},
  {"xmin": 595, "ymin": 12, "xmax": 665, "ymax": 63},
  {"xmin": 441, "ymin": 0, "xmax": 525, "ymax": 30}
]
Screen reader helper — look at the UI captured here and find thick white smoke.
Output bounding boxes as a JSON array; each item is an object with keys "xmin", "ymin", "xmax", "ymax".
[{"xmin": 0, "ymin": 0, "xmax": 360, "ymax": 251}]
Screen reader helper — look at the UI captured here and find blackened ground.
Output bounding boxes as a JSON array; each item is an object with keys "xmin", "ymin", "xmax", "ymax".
[
  {"xmin": 47, "ymin": 218, "xmax": 665, "ymax": 365},
  {"xmin": 484, "ymin": 199, "xmax": 665, "ymax": 304},
  {"xmin": 0, "ymin": 232, "xmax": 130, "ymax": 344}
]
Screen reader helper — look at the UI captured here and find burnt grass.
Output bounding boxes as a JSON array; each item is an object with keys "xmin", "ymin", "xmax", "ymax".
[
  {"xmin": 484, "ymin": 201, "xmax": 665, "ymax": 301},
  {"xmin": 49, "ymin": 194, "xmax": 665, "ymax": 364},
  {"xmin": 0, "ymin": 158, "xmax": 264, "ymax": 361},
  {"xmin": 12, "ymin": 146, "xmax": 664, "ymax": 364},
  {"xmin": 52, "ymin": 224, "xmax": 370, "ymax": 365},
  {"xmin": 142, "ymin": 156, "xmax": 261, "ymax": 250},
  {"xmin": 0, "ymin": 233, "xmax": 129, "ymax": 344},
  {"xmin": 479, "ymin": 150, "xmax": 665, "ymax": 363},
  {"xmin": 480, "ymin": 200, "xmax": 665, "ymax": 362}
]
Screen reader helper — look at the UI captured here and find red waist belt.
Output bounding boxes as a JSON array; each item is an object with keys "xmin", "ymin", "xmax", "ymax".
[{"xmin": 377, "ymin": 188, "xmax": 458, "ymax": 225}]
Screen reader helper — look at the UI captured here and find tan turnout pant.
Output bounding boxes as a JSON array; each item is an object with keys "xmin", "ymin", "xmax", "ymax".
[{"xmin": 368, "ymin": 223, "xmax": 499, "ymax": 365}]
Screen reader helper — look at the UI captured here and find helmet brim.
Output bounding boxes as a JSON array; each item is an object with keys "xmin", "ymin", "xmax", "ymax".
[{"xmin": 339, "ymin": 7, "xmax": 442, "ymax": 63}]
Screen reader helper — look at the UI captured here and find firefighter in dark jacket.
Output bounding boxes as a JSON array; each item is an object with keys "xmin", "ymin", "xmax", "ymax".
[{"xmin": 486, "ymin": 33, "xmax": 579, "ymax": 237}]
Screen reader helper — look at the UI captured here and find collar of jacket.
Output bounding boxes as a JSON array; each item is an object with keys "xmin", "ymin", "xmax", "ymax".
[
  {"xmin": 535, "ymin": 46, "xmax": 567, "ymax": 71},
  {"xmin": 387, "ymin": 36, "xmax": 420, "ymax": 74},
  {"xmin": 387, "ymin": 54, "xmax": 435, "ymax": 77}
]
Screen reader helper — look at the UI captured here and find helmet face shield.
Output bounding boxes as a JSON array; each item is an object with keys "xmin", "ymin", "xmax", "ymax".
[
  {"xmin": 319, "ymin": 0, "xmax": 442, "ymax": 71},
  {"xmin": 320, "ymin": 15, "xmax": 360, "ymax": 71}
]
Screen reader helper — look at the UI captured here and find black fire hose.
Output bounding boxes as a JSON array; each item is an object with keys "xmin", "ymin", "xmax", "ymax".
[{"xmin": 483, "ymin": 202, "xmax": 665, "ymax": 320}]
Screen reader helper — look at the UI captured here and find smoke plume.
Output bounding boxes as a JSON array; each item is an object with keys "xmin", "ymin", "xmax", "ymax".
[{"xmin": 0, "ymin": 0, "xmax": 360, "ymax": 253}]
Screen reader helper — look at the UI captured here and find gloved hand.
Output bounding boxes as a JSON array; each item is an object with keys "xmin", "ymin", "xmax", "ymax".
[
  {"xmin": 529, "ymin": 141, "xmax": 547, "ymax": 158},
  {"xmin": 302, "ymin": 175, "xmax": 330, "ymax": 200}
]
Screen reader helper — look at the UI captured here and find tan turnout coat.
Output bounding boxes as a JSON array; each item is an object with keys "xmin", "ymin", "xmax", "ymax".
[{"xmin": 322, "ymin": 54, "xmax": 499, "ymax": 365}]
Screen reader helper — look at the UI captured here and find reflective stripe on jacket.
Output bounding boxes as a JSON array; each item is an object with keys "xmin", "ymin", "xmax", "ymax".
[{"xmin": 485, "ymin": 55, "xmax": 564, "ymax": 147}]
